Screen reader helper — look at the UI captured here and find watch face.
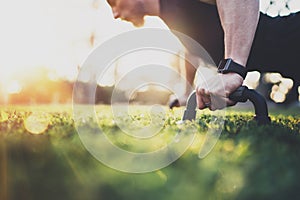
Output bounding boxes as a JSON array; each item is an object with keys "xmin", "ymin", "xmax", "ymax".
[
  {"xmin": 217, "ymin": 58, "xmax": 247, "ymax": 79},
  {"xmin": 218, "ymin": 59, "xmax": 230, "ymax": 71}
]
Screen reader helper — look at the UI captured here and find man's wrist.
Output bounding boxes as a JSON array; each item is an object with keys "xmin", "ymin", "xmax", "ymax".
[
  {"xmin": 217, "ymin": 58, "xmax": 247, "ymax": 79},
  {"xmin": 226, "ymin": 72, "xmax": 244, "ymax": 83}
]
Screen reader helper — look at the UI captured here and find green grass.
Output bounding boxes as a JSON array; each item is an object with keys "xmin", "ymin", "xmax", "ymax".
[{"xmin": 0, "ymin": 105, "xmax": 300, "ymax": 200}]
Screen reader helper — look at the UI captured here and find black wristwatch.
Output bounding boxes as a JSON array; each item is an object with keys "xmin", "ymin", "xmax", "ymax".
[{"xmin": 217, "ymin": 58, "xmax": 247, "ymax": 79}]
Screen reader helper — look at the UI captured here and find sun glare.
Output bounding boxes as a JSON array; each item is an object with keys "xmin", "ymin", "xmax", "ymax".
[
  {"xmin": 6, "ymin": 81, "xmax": 22, "ymax": 94},
  {"xmin": 1, "ymin": 0, "xmax": 299, "ymax": 105}
]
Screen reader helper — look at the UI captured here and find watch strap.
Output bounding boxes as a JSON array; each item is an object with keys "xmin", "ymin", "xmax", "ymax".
[{"xmin": 217, "ymin": 58, "xmax": 247, "ymax": 79}]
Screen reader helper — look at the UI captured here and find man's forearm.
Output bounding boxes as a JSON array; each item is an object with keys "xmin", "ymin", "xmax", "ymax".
[
  {"xmin": 184, "ymin": 53, "xmax": 198, "ymax": 95},
  {"xmin": 216, "ymin": 0, "xmax": 260, "ymax": 66}
]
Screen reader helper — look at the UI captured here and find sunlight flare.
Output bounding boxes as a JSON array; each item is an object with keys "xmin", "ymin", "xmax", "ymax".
[{"xmin": 6, "ymin": 80, "xmax": 22, "ymax": 94}]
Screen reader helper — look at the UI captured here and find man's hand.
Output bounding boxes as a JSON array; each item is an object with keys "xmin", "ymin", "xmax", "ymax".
[
  {"xmin": 196, "ymin": 72, "xmax": 243, "ymax": 110},
  {"xmin": 197, "ymin": 0, "xmax": 259, "ymax": 111}
]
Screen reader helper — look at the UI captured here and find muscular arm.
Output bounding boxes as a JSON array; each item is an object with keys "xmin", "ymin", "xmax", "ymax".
[
  {"xmin": 196, "ymin": 0, "xmax": 260, "ymax": 110},
  {"xmin": 216, "ymin": 0, "xmax": 260, "ymax": 66}
]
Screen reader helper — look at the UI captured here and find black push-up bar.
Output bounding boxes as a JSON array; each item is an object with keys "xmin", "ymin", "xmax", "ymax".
[{"xmin": 182, "ymin": 86, "xmax": 271, "ymax": 125}]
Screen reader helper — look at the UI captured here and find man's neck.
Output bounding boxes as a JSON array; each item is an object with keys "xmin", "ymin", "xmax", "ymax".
[{"xmin": 144, "ymin": 0, "xmax": 160, "ymax": 16}]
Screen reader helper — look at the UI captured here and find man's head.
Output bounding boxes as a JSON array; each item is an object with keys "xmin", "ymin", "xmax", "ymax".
[{"xmin": 107, "ymin": 0, "xmax": 159, "ymax": 27}]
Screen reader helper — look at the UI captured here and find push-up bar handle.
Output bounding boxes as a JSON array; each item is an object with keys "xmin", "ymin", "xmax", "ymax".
[{"xmin": 182, "ymin": 86, "xmax": 271, "ymax": 124}]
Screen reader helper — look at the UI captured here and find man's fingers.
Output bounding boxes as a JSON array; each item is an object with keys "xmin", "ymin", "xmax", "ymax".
[
  {"xmin": 226, "ymin": 99, "xmax": 237, "ymax": 107},
  {"xmin": 196, "ymin": 88, "xmax": 204, "ymax": 109},
  {"xmin": 205, "ymin": 94, "xmax": 229, "ymax": 111},
  {"xmin": 196, "ymin": 87, "xmax": 237, "ymax": 110},
  {"xmin": 196, "ymin": 88, "xmax": 211, "ymax": 109},
  {"xmin": 210, "ymin": 98, "xmax": 236, "ymax": 110}
]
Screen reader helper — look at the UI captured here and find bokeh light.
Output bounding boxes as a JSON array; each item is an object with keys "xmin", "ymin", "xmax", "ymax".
[
  {"xmin": 260, "ymin": 0, "xmax": 300, "ymax": 17},
  {"xmin": 24, "ymin": 112, "xmax": 50, "ymax": 135},
  {"xmin": 263, "ymin": 72, "xmax": 282, "ymax": 84},
  {"xmin": 270, "ymin": 91, "xmax": 286, "ymax": 103},
  {"xmin": 244, "ymin": 71, "xmax": 261, "ymax": 89},
  {"xmin": 263, "ymin": 73, "xmax": 295, "ymax": 103}
]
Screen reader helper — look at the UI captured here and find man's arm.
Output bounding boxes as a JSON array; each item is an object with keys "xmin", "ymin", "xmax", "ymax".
[
  {"xmin": 216, "ymin": 0, "xmax": 260, "ymax": 66},
  {"xmin": 169, "ymin": 52, "xmax": 198, "ymax": 108},
  {"xmin": 196, "ymin": 0, "xmax": 260, "ymax": 110}
]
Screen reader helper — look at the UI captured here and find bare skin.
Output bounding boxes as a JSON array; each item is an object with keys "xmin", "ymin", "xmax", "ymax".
[
  {"xmin": 196, "ymin": 0, "xmax": 260, "ymax": 110},
  {"xmin": 106, "ymin": 0, "xmax": 260, "ymax": 110},
  {"xmin": 169, "ymin": 52, "xmax": 199, "ymax": 107},
  {"xmin": 107, "ymin": 0, "xmax": 159, "ymax": 27}
]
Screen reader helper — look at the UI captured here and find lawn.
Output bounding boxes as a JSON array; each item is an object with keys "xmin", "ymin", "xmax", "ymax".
[{"xmin": 0, "ymin": 104, "xmax": 300, "ymax": 200}]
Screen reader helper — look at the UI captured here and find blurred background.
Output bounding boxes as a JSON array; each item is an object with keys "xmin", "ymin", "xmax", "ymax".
[{"xmin": 0, "ymin": 0, "xmax": 299, "ymax": 106}]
